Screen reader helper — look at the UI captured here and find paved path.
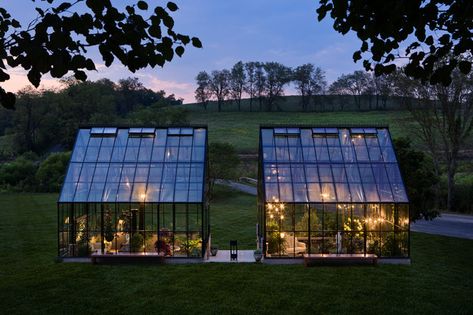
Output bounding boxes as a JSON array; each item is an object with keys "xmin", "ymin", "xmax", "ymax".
[
  {"xmin": 411, "ymin": 213, "xmax": 473, "ymax": 240},
  {"xmin": 216, "ymin": 179, "xmax": 257, "ymax": 195},
  {"xmin": 206, "ymin": 250, "xmax": 256, "ymax": 263}
]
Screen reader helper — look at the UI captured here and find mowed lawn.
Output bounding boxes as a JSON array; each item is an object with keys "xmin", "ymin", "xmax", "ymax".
[
  {"xmin": 0, "ymin": 188, "xmax": 472, "ymax": 314},
  {"xmin": 188, "ymin": 111, "xmax": 417, "ymax": 153}
]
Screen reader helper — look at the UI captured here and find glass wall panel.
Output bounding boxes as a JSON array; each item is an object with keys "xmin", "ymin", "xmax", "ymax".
[
  {"xmin": 335, "ymin": 183, "xmax": 351, "ymax": 202},
  {"xmin": 321, "ymin": 183, "xmax": 336, "ymax": 202},
  {"xmin": 279, "ymin": 183, "xmax": 293, "ymax": 202},
  {"xmin": 349, "ymin": 183, "xmax": 364, "ymax": 202},
  {"xmin": 293, "ymin": 184, "xmax": 308, "ymax": 202},
  {"xmin": 307, "ymin": 183, "xmax": 322, "ymax": 202}
]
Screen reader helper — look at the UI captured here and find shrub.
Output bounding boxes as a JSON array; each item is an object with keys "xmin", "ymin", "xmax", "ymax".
[
  {"xmin": 0, "ymin": 154, "xmax": 38, "ymax": 191},
  {"xmin": 36, "ymin": 152, "xmax": 71, "ymax": 192},
  {"xmin": 393, "ymin": 137, "xmax": 439, "ymax": 220}
]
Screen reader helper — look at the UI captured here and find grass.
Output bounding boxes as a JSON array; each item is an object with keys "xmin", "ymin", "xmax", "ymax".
[
  {"xmin": 187, "ymin": 110, "xmax": 417, "ymax": 153},
  {"xmin": 1, "ymin": 188, "xmax": 472, "ymax": 314}
]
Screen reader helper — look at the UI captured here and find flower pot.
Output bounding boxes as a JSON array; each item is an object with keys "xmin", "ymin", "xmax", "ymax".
[
  {"xmin": 254, "ymin": 253, "xmax": 263, "ymax": 262},
  {"xmin": 210, "ymin": 248, "xmax": 218, "ymax": 256}
]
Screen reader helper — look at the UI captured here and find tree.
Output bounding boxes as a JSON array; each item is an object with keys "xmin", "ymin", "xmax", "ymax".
[
  {"xmin": 244, "ymin": 62, "xmax": 258, "ymax": 111},
  {"xmin": 209, "ymin": 70, "xmax": 231, "ymax": 112},
  {"xmin": 394, "ymin": 137, "xmax": 439, "ymax": 221},
  {"xmin": 208, "ymin": 142, "xmax": 240, "ymax": 198},
  {"xmin": 0, "ymin": 0, "xmax": 202, "ymax": 109},
  {"xmin": 372, "ymin": 74, "xmax": 394, "ymax": 110},
  {"xmin": 328, "ymin": 71, "xmax": 370, "ymax": 110},
  {"xmin": 310, "ymin": 67, "xmax": 327, "ymax": 111},
  {"xmin": 293, "ymin": 64, "xmax": 327, "ymax": 111},
  {"xmin": 317, "ymin": 0, "xmax": 473, "ymax": 86},
  {"xmin": 230, "ymin": 61, "xmax": 246, "ymax": 111},
  {"xmin": 12, "ymin": 88, "xmax": 44, "ymax": 153},
  {"xmin": 194, "ymin": 71, "xmax": 211, "ymax": 110},
  {"xmin": 293, "ymin": 64, "xmax": 315, "ymax": 111},
  {"xmin": 263, "ymin": 62, "xmax": 292, "ymax": 111},
  {"xmin": 392, "ymin": 67, "xmax": 473, "ymax": 211},
  {"xmin": 254, "ymin": 62, "xmax": 266, "ymax": 111},
  {"xmin": 128, "ymin": 103, "xmax": 189, "ymax": 125}
]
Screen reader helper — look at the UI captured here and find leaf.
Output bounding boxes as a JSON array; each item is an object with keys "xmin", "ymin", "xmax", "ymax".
[
  {"xmin": 149, "ymin": 24, "xmax": 162, "ymax": 38},
  {"xmin": 137, "ymin": 1, "xmax": 148, "ymax": 10},
  {"xmin": 27, "ymin": 69, "xmax": 41, "ymax": 87},
  {"xmin": 353, "ymin": 51, "xmax": 362, "ymax": 62},
  {"xmin": 191, "ymin": 37, "xmax": 202, "ymax": 48},
  {"xmin": 85, "ymin": 59, "xmax": 96, "ymax": 71},
  {"xmin": 167, "ymin": 2, "xmax": 178, "ymax": 11},
  {"xmin": 74, "ymin": 70, "xmax": 87, "ymax": 81},
  {"xmin": 11, "ymin": 19, "xmax": 20, "ymax": 28},
  {"xmin": 0, "ymin": 69, "xmax": 10, "ymax": 81},
  {"xmin": 163, "ymin": 15, "xmax": 174, "ymax": 29},
  {"xmin": 175, "ymin": 46, "xmax": 184, "ymax": 57},
  {"xmin": 458, "ymin": 60, "xmax": 471, "ymax": 75},
  {"xmin": 54, "ymin": 2, "xmax": 72, "ymax": 13},
  {"xmin": 0, "ymin": 89, "xmax": 16, "ymax": 110},
  {"xmin": 35, "ymin": 8, "xmax": 45, "ymax": 17},
  {"xmin": 425, "ymin": 35, "xmax": 433, "ymax": 46}
]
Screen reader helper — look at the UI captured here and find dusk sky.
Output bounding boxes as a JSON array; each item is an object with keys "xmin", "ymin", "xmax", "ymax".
[{"xmin": 3, "ymin": 1, "xmax": 363, "ymax": 103}]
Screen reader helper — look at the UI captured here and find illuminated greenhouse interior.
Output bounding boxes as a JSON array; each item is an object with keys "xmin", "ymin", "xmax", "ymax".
[
  {"xmin": 58, "ymin": 126, "xmax": 209, "ymax": 258},
  {"xmin": 258, "ymin": 126, "xmax": 410, "ymax": 258}
]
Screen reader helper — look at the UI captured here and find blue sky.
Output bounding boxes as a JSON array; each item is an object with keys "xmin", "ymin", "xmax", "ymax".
[{"xmin": 4, "ymin": 0, "xmax": 363, "ymax": 103}]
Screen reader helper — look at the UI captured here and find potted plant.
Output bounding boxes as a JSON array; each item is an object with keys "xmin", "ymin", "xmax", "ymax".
[
  {"xmin": 130, "ymin": 233, "xmax": 144, "ymax": 252},
  {"xmin": 254, "ymin": 249, "xmax": 263, "ymax": 262},
  {"xmin": 210, "ymin": 244, "xmax": 218, "ymax": 256}
]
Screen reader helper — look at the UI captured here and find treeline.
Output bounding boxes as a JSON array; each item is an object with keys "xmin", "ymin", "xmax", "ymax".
[
  {"xmin": 0, "ymin": 77, "xmax": 188, "ymax": 159},
  {"xmin": 194, "ymin": 62, "xmax": 411, "ymax": 112}
]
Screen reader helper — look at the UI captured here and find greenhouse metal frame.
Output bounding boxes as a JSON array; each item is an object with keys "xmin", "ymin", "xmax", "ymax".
[
  {"xmin": 57, "ymin": 126, "xmax": 209, "ymax": 258},
  {"xmin": 257, "ymin": 125, "xmax": 410, "ymax": 259}
]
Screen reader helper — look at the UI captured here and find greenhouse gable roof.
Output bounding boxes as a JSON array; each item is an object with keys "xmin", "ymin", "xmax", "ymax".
[
  {"xmin": 59, "ymin": 126, "xmax": 207, "ymax": 203},
  {"xmin": 260, "ymin": 126, "xmax": 408, "ymax": 203}
]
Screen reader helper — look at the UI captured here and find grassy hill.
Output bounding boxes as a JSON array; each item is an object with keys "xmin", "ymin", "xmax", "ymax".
[{"xmin": 187, "ymin": 110, "xmax": 417, "ymax": 153}]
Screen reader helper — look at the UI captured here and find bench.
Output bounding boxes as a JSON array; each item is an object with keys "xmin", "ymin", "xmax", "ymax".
[
  {"xmin": 91, "ymin": 253, "xmax": 165, "ymax": 264},
  {"xmin": 303, "ymin": 254, "xmax": 377, "ymax": 266}
]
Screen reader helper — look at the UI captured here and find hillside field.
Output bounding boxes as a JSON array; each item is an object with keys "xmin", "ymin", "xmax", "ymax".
[{"xmin": 187, "ymin": 110, "xmax": 417, "ymax": 153}]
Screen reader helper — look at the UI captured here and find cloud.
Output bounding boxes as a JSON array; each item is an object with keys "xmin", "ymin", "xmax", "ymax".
[
  {"xmin": 1, "ymin": 68, "xmax": 63, "ymax": 92},
  {"xmin": 137, "ymin": 73, "xmax": 196, "ymax": 103}
]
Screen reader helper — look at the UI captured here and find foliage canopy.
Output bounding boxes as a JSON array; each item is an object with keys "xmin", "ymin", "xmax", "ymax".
[{"xmin": 317, "ymin": 0, "xmax": 473, "ymax": 85}]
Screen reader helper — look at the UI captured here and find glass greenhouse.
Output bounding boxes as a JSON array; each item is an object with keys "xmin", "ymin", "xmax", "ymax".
[
  {"xmin": 58, "ymin": 126, "xmax": 209, "ymax": 258},
  {"xmin": 257, "ymin": 126, "xmax": 409, "ymax": 259}
]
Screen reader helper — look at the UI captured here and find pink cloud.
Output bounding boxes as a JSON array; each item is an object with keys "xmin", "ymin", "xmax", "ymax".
[{"xmin": 1, "ymin": 68, "xmax": 63, "ymax": 92}]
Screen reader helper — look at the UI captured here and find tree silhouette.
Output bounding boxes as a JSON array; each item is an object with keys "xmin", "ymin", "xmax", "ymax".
[{"xmin": 0, "ymin": 0, "xmax": 201, "ymax": 109}]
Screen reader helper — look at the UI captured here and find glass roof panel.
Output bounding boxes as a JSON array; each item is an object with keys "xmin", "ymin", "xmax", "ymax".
[
  {"xmin": 103, "ymin": 127, "xmax": 118, "ymax": 135},
  {"xmin": 59, "ymin": 182, "xmax": 77, "ymax": 202},
  {"xmin": 59, "ymin": 127, "xmax": 206, "ymax": 203},
  {"xmin": 260, "ymin": 127, "xmax": 408, "ymax": 203},
  {"xmin": 90, "ymin": 127, "xmax": 104, "ymax": 135},
  {"xmin": 76, "ymin": 129, "xmax": 90, "ymax": 146}
]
